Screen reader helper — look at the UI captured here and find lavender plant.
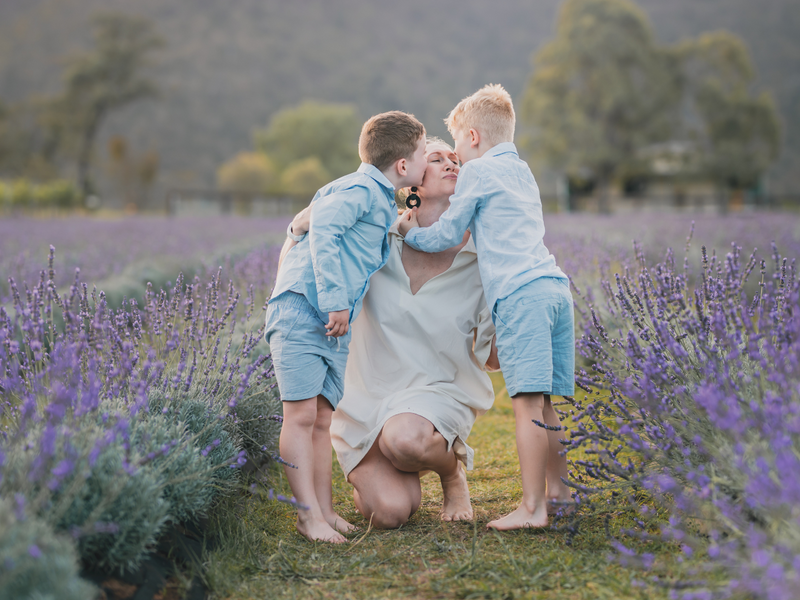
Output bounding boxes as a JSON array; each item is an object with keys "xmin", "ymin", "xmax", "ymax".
[
  {"xmin": 0, "ymin": 246, "xmax": 282, "ymax": 582},
  {"xmin": 0, "ymin": 496, "xmax": 96, "ymax": 599},
  {"xmin": 566, "ymin": 226, "xmax": 800, "ymax": 599}
]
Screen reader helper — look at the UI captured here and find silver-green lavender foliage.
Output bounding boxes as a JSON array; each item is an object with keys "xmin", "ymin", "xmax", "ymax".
[
  {"xmin": 0, "ymin": 496, "xmax": 96, "ymax": 600},
  {"xmin": 1, "ymin": 248, "xmax": 282, "ymax": 573}
]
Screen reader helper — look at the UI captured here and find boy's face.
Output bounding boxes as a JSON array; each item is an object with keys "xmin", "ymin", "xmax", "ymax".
[
  {"xmin": 404, "ymin": 136, "xmax": 428, "ymax": 187},
  {"xmin": 452, "ymin": 127, "xmax": 480, "ymax": 163}
]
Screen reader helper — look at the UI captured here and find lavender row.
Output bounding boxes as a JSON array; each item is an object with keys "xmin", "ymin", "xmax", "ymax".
[
  {"xmin": 0, "ymin": 215, "xmax": 291, "ymax": 303},
  {"xmin": 0, "ymin": 247, "xmax": 283, "ymax": 595},
  {"xmin": 564, "ymin": 222, "xmax": 800, "ymax": 600}
]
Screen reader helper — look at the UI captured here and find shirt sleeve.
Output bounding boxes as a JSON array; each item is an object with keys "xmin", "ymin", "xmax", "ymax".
[
  {"xmin": 404, "ymin": 164, "xmax": 483, "ymax": 253},
  {"xmin": 309, "ymin": 186, "xmax": 372, "ymax": 313}
]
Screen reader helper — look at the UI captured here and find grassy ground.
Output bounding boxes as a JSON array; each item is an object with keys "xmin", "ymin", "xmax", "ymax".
[{"xmin": 204, "ymin": 373, "xmax": 681, "ymax": 599}]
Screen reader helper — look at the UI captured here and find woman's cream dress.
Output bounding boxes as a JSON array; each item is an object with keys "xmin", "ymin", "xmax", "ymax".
[{"xmin": 331, "ymin": 223, "xmax": 496, "ymax": 478}]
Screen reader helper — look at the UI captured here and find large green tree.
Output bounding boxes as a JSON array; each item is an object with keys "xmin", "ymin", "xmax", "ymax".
[
  {"xmin": 57, "ymin": 13, "xmax": 163, "ymax": 198},
  {"xmin": 255, "ymin": 101, "xmax": 361, "ymax": 182},
  {"xmin": 521, "ymin": 0, "xmax": 680, "ymax": 212},
  {"xmin": 677, "ymin": 32, "xmax": 780, "ymax": 208}
]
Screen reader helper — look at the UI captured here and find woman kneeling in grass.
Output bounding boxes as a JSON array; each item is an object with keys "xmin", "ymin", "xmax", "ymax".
[{"xmin": 285, "ymin": 138, "xmax": 571, "ymax": 528}]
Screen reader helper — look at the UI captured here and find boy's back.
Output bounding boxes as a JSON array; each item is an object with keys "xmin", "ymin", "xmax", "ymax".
[
  {"xmin": 271, "ymin": 163, "xmax": 397, "ymax": 324},
  {"xmin": 403, "ymin": 141, "xmax": 566, "ymax": 310}
]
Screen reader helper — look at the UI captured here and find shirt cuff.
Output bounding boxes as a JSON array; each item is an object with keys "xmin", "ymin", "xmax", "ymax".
[
  {"xmin": 286, "ymin": 222, "xmax": 307, "ymax": 242},
  {"xmin": 404, "ymin": 228, "xmax": 421, "ymax": 250},
  {"xmin": 317, "ymin": 290, "xmax": 349, "ymax": 314}
]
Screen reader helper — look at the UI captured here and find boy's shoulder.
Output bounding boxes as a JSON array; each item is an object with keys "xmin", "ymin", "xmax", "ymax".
[{"xmin": 318, "ymin": 164, "xmax": 393, "ymax": 198}]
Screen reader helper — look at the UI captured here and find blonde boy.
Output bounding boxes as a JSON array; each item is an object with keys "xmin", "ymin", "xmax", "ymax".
[
  {"xmin": 268, "ymin": 111, "xmax": 426, "ymax": 543},
  {"xmin": 398, "ymin": 85, "xmax": 574, "ymax": 530}
]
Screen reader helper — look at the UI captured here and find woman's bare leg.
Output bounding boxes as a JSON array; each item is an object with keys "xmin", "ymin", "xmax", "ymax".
[
  {"xmin": 348, "ymin": 439, "xmax": 421, "ymax": 529},
  {"xmin": 312, "ymin": 396, "xmax": 356, "ymax": 532},
  {"xmin": 487, "ymin": 392, "xmax": 549, "ymax": 530},
  {"xmin": 280, "ymin": 397, "xmax": 346, "ymax": 543},
  {"xmin": 380, "ymin": 413, "xmax": 472, "ymax": 521}
]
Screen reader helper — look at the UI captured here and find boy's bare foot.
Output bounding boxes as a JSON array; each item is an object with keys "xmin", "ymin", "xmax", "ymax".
[
  {"xmin": 296, "ymin": 514, "xmax": 348, "ymax": 543},
  {"xmin": 487, "ymin": 504, "xmax": 549, "ymax": 531},
  {"xmin": 440, "ymin": 466, "xmax": 473, "ymax": 522},
  {"xmin": 547, "ymin": 496, "xmax": 577, "ymax": 516},
  {"xmin": 324, "ymin": 511, "xmax": 359, "ymax": 533}
]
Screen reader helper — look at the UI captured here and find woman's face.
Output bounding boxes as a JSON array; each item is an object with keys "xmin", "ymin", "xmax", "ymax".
[{"xmin": 418, "ymin": 142, "xmax": 460, "ymax": 199}]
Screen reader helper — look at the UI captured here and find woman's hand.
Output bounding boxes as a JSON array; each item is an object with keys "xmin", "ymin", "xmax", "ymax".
[
  {"xmin": 291, "ymin": 205, "xmax": 312, "ymax": 236},
  {"xmin": 485, "ymin": 335, "xmax": 501, "ymax": 371}
]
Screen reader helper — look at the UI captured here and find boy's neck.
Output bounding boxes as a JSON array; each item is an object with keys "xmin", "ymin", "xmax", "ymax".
[
  {"xmin": 463, "ymin": 139, "xmax": 511, "ymax": 164},
  {"xmin": 380, "ymin": 168, "xmax": 407, "ymax": 190}
]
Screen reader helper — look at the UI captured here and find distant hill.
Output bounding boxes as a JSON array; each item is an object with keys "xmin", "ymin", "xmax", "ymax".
[{"xmin": 1, "ymin": 0, "xmax": 798, "ymax": 197}]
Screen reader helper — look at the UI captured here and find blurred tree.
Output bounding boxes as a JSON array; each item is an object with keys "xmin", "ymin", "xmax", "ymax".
[
  {"xmin": 280, "ymin": 156, "xmax": 331, "ymax": 201},
  {"xmin": 106, "ymin": 135, "xmax": 160, "ymax": 211},
  {"xmin": 677, "ymin": 32, "xmax": 780, "ymax": 210},
  {"xmin": 255, "ymin": 101, "xmax": 360, "ymax": 180},
  {"xmin": 217, "ymin": 152, "xmax": 277, "ymax": 194},
  {"xmin": 56, "ymin": 13, "xmax": 163, "ymax": 199},
  {"xmin": 520, "ymin": 0, "xmax": 680, "ymax": 212}
]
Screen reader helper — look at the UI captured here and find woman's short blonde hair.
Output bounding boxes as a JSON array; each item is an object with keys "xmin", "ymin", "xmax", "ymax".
[{"xmin": 444, "ymin": 84, "xmax": 515, "ymax": 147}]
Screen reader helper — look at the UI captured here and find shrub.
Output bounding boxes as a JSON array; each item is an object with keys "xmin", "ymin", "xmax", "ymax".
[
  {"xmin": 280, "ymin": 156, "xmax": 331, "ymax": 200},
  {"xmin": 0, "ymin": 496, "xmax": 96, "ymax": 600},
  {"xmin": 0, "ymin": 249, "xmax": 282, "ymax": 573},
  {"xmin": 217, "ymin": 152, "xmax": 277, "ymax": 194}
]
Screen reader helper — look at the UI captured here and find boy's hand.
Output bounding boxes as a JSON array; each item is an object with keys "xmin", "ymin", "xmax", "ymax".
[
  {"xmin": 291, "ymin": 205, "xmax": 312, "ymax": 236},
  {"xmin": 325, "ymin": 310, "xmax": 349, "ymax": 337},
  {"xmin": 397, "ymin": 208, "xmax": 419, "ymax": 237}
]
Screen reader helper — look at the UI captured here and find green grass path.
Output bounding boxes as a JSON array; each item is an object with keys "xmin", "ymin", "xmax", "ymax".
[{"xmin": 207, "ymin": 373, "xmax": 675, "ymax": 599}]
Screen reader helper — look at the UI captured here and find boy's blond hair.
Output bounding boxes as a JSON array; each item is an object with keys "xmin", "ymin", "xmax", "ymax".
[
  {"xmin": 445, "ymin": 84, "xmax": 515, "ymax": 147},
  {"xmin": 359, "ymin": 111, "xmax": 426, "ymax": 172}
]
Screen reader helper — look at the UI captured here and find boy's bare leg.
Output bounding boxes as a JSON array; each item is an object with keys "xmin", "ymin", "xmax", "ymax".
[
  {"xmin": 542, "ymin": 395, "xmax": 574, "ymax": 513},
  {"xmin": 280, "ymin": 397, "xmax": 346, "ymax": 543},
  {"xmin": 312, "ymin": 396, "xmax": 357, "ymax": 532},
  {"xmin": 487, "ymin": 392, "xmax": 549, "ymax": 530},
  {"xmin": 380, "ymin": 413, "xmax": 473, "ymax": 522}
]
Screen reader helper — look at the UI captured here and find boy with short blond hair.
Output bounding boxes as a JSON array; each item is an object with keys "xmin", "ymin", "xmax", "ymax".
[
  {"xmin": 399, "ymin": 84, "xmax": 575, "ymax": 530},
  {"xmin": 267, "ymin": 111, "xmax": 426, "ymax": 543}
]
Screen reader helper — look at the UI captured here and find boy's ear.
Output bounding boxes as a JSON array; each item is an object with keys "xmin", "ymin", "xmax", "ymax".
[
  {"xmin": 469, "ymin": 128, "xmax": 481, "ymax": 149},
  {"xmin": 394, "ymin": 157, "xmax": 407, "ymax": 177}
]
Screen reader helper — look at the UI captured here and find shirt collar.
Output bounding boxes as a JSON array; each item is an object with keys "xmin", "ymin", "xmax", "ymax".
[
  {"xmin": 486, "ymin": 142, "xmax": 518, "ymax": 158},
  {"xmin": 358, "ymin": 163, "xmax": 395, "ymax": 191}
]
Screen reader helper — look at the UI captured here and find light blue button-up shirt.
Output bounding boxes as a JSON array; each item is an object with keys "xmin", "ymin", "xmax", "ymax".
[
  {"xmin": 404, "ymin": 142, "xmax": 566, "ymax": 310},
  {"xmin": 270, "ymin": 163, "xmax": 396, "ymax": 323}
]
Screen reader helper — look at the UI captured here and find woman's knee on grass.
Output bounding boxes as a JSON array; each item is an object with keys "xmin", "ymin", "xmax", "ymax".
[
  {"xmin": 359, "ymin": 494, "xmax": 417, "ymax": 529},
  {"xmin": 381, "ymin": 415, "xmax": 440, "ymax": 467}
]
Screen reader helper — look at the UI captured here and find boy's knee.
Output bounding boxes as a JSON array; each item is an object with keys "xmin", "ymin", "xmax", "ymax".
[{"xmin": 281, "ymin": 399, "xmax": 318, "ymax": 429}]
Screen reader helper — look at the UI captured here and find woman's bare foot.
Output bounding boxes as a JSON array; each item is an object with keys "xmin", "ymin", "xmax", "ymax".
[
  {"xmin": 440, "ymin": 466, "xmax": 473, "ymax": 522},
  {"xmin": 324, "ymin": 511, "xmax": 359, "ymax": 533},
  {"xmin": 487, "ymin": 503, "xmax": 549, "ymax": 531},
  {"xmin": 296, "ymin": 513, "xmax": 348, "ymax": 543}
]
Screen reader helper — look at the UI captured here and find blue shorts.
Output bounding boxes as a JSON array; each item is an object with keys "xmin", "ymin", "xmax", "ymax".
[
  {"xmin": 492, "ymin": 277, "xmax": 575, "ymax": 398},
  {"xmin": 265, "ymin": 292, "xmax": 351, "ymax": 408}
]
